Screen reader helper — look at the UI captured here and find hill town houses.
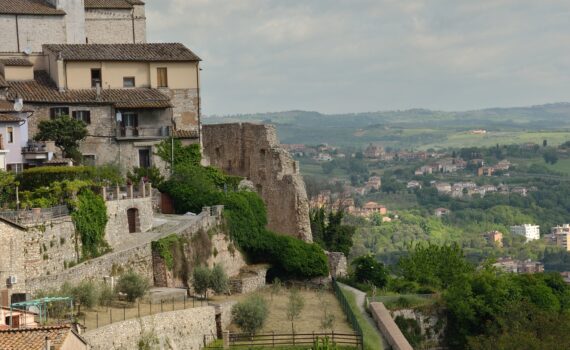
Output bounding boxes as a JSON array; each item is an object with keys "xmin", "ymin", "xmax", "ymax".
[{"xmin": 0, "ymin": 0, "xmax": 201, "ymax": 173}]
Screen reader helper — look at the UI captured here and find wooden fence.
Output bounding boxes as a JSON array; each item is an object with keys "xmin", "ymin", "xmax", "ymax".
[{"xmin": 228, "ymin": 331, "xmax": 362, "ymax": 348}]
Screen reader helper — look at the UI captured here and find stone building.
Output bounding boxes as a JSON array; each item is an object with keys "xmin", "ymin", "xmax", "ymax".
[
  {"xmin": 0, "ymin": 0, "xmax": 146, "ymax": 54},
  {"xmin": 0, "ymin": 43, "xmax": 201, "ymax": 172}
]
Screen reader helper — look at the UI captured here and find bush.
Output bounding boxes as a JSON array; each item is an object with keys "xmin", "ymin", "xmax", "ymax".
[
  {"xmin": 99, "ymin": 283, "xmax": 115, "ymax": 307},
  {"xmin": 232, "ymin": 295, "xmax": 269, "ymax": 335},
  {"xmin": 351, "ymin": 254, "xmax": 388, "ymax": 288},
  {"xmin": 61, "ymin": 281, "xmax": 99, "ymax": 309},
  {"xmin": 127, "ymin": 166, "xmax": 165, "ymax": 187},
  {"xmin": 210, "ymin": 264, "xmax": 229, "ymax": 295},
  {"xmin": 192, "ymin": 266, "xmax": 211, "ymax": 299},
  {"xmin": 161, "ymin": 168, "xmax": 329, "ymax": 279},
  {"xmin": 116, "ymin": 271, "xmax": 149, "ymax": 302},
  {"xmin": 18, "ymin": 166, "xmax": 93, "ymax": 190}
]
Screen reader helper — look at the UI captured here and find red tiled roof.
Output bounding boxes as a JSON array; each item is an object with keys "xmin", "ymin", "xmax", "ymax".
[
  {"xmin": 6, "ymin": 71, "xmax": 172, "ymax": 109},
  {"xmin": 0, "ymin": 115, "xmax": 24, "ymax": 123},
  {"xmin": 0, "ymin": 59, "xmax": 33, "ymax": 67},
  {"xmin": 0, "ymin": 325, "xmax": 86, "ymax": 350},
  {"xmin": 84, "ymin": 0, "xmax": 136, "ymax": 9},
  {"xmin": 0, "ymin": 0, "xmax": 65, "ymax": 16},
  {"xmin": 172, "ymin": 129, "xmax": 200, "ymax": 139},
  {"xmin": 43, "ymin": 43, "xmax": 201, "ymax": 62},
  {"xmin": 0, "ymin": 75, "xmax": 7, "ymax": 88},
  {"xmin": 0, "ymin": 100, "xmax": 33, "ymax": 113}
]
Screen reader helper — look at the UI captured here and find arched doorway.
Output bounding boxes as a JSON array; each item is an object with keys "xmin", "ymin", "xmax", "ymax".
[{"xmin": 127, "ymin": 208, "xmax": 140, "ymax": 233}]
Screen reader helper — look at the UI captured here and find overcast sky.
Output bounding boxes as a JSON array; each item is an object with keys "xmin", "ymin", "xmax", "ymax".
[{"xmin": 146, "ymin": 0, "xmax": 570, "ymax": 116}]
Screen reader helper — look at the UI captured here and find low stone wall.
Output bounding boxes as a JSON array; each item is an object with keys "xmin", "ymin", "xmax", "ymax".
[
  {"xmin": 83, "ymin": 306, "xmax": 217, "ymax": 350},
  {"xmin": 229, "ymin": 266, "xmax": 268, "ymax": 294},
  {"xmin": 26, "ymin": 243, "xmax": 153, "ymax": 294},
  {"xmin": 210, "ymin": 300, "xmax": 237, "ymax": 331},
  {"xmin": 326, "ymin": 251, "xmax": 348, "ymax": 278},
  {"xmin": 369, "ymin": 302, "xmax": 413, "ymax": 350}
]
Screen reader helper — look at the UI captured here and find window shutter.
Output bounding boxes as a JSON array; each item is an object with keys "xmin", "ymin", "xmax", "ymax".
[
  {"xmin": 72, "ymin": 111, "xmax": 78, "ymax": 120},
  {"xmin": 85, "ymin": 111, "xmax": 91, "ymax": 124}
]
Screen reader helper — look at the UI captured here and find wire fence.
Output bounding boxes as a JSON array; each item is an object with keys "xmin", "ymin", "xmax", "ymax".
[
  {"xmin": 78, "ymin": 294, "xmax": 206, "ymax": 331},
  {"xmin": 332, "ymin": 280, "xmax": 364, "ymax": 350}
]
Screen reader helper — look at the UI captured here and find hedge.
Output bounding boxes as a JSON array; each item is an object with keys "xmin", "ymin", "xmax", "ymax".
[{"xmin": 18, "ymin": 166, "xmax": 93, "ymax": 190}]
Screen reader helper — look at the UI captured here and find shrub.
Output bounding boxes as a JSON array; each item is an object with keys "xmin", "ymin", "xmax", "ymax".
[
  {"xmin": 127, "ymin": 166, "xmax": 165, "ymax": 187},
  {"xmin": 210, "ymin": 264, "xmax": 229, "ymax": 295},
  {"xmin": 192, "ymin": 266, "xmax": 211, "ymax": 299},
  {"xmin": 232, "ymin": 295, "xmax": 269, "ymax": 335},
  {"xmin": 61, "ymin": 281, "xmax": 99, "ymax": 309},
  {"xmin": 72, "ymin": 189, "xmax": 109, "ymax": 259},
  {"xmin": 18, "ymin": 166, "xmax": 93, "ymax": 190},
  {"xmin": 351, "ymin": 254, "xmax": 389, "ymax": 288},
  {"xmin": 99, "ymin": 283, "xmax": 115, "ymax": 307},
  {"xmin": 116, "ymin": 271, "xmax": 149, "ymax": 302}
]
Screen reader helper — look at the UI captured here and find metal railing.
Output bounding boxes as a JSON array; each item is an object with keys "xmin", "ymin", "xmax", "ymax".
[
  {"xmin": 116, "ymin": 126, "xmax": 171, "ymax": 138},
  {"xmin": 332, "ymin": 281, "xmax": 365, "ymax": 350},
  {"xmin": 0, "ymin": 205, "xmax": 69, "ymax": 225}
]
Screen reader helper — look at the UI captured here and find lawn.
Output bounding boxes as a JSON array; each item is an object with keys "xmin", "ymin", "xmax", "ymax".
[{"xmin": 338, "ymin": 286, "xmax": 383, "ymax": 350}]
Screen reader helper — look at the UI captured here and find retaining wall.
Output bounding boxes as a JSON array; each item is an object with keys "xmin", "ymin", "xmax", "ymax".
[
  {"xmin": 83, "ymin": 306, "xmax": 217, "ymax": 350},
  {"xmin": 369, "ymin": 302, "xmax": 413, "ymax": 350}
]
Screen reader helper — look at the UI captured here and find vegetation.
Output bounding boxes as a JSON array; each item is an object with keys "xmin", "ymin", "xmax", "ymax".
[
  {"xmin": 71, "ymin": 189, "xmax": 109, "ymax": 259},
  {"xmin": 232, "ymin": 295, "xmax": 269, "ymax": 335},
  {"xmin": 210, "ymin": 264, "xmax": 229, "ymax": 295},
  {"xmin": 310, "ymin": 208, "xmax": 355, "ymax": 255},
  {"xmin": 116, "ymin": 271, "xmax": 149, "ymax": 303},
  {"xmin": 338, "ymin": 285, "xmax": 383, "ymax": 350},
  {"xmin": 192, "ymin": 266, "xmax": 212, "ymax": 300},
  {"xmin": 286, "ymin": 288, "xmax": 305, "ymax": 333},
  {"xmin": 350, "ymin": 254, "xmax": 388, "ymax": 288},
  {"xmin": 158, "ymin": 140, "xmax": 329, "ymax": 279},
  {"xmin": 127, "ymin": 166, "xmax": 165, "ymax": 187},
  {"xmin": 34, "ymin": 115, "xmax": 88, "ymax": 161}
]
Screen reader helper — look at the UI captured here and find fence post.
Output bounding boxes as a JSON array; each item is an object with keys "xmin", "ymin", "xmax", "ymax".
[
  {"xmin": 293, "ymin": 330, "xmax": 295, "ymax": 346},
  {"xmin": 223, "ymin": 331, "xmax": 230, "ymax": 349},
  {"xmin": 123, "ymin": 306, "xmax": 126, "ymax": 321},
  {"xmin": 272, "ymin": 331, "xmax": 275, "ymax": 348},
  {"xmin": 172, "ymin": 297, "xmax": 175, "ymax": 311},
  {"xmin": 193, "ymin": 297, "xmax": 195, "ymax": 308},
  {"xmin": 161, "ymin": 300, "xmax": 163, "ymax": 313},
  {"xmin": 184, "ymin": 295, "xmax": 186, "ymax": 309},
  {"xmin": 138, "ymin": 301, "xmax": 140, "ymax": 318},
  {"xmin": 110, "ymin": 308, "xmax": 112, "ymax": 324},
  {"xmin": 150, "ymin": 301, "xmax": 152, "ymax": 315},
  {"xmin": 96, "ymin": 312, "xmax": 98, "ymax": 328}
]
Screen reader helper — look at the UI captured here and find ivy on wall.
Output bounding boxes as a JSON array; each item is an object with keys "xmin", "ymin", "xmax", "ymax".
[{"xmin": 71, "ymin": 189, "xmax": 110, "ymax": 259}]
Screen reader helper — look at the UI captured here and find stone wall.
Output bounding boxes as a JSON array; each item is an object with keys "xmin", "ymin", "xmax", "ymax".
[
  {"xmin": 104, "ymin": 195, "xmax": 153, "ymax": 247},
  {"xmin": 0, "ymin": 15, "xmax": 66, "ymax": 53},
  {"xmin": 202, "ymin": 123, "xmax": 312, "ymax": 241},
  {"xmin": 85, "ymin": 7, "xmax": 146, "ymax": 44},
  {"xmin": 23, "ymin": 217, "xmax": 80, "ymax": 281},
  {"xmin": 83, "ymin": 306, "xmax": 217, "ymax": 350},
  {"xmin": 229, "ymin": 265, "xmax": 268, "ymax": 294},
  {"xmin": 326, "ymin": 252, "xmax": 348, "ymax": 278},
  {"xmin": 0, "ymin": 216, "xmax": 80, "ymax": 298},
  {"xmin": 369, "ymin": 302, "xmax": 413, "ymax": 350},
  {"xmin": 26, "ymin": 241, "xmax": 153, "ymax": 294},
  {"xmin": 162, "ymin": 88, "xmax": 200, "ymax": 132}
]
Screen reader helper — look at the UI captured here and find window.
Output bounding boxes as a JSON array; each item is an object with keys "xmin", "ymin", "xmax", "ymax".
[
  {"xmin": 72, "ymin": 110, "xmax": 91, "ymax": 124},
  {"xmin": 91, "ymin": 68, "xmax": 102, "ymax": 88},
  {"xmin": 123, "ymin": 77, "xmax": 135, "ymax": 88},
  {"xmin": 157, "ymin": 67, "xmax": 168, "ymax": 87},
  {"xmin": 7, "ymin": 163, "xmax": 23, "ymax": 173},
  {"xmin": 7, "ymin": 127, "xmax": 13, "ymax": 143},
  {"xmin": 123, "ymin": 112, "xmax": 138, "ymax": 127},
  {"xmin": 139, "ymin": 148, "xmax": 151, "ymax": 168},
  {"xmin": 50, "ymin": 107, "xmax": 69, "ymax": 119}
]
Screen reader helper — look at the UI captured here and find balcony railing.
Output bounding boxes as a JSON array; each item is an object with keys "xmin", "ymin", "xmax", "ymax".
[
  {"xmin": 116, "ymin": 126, "xmax": 171, "ymax": 139},
  {"xmin": 0, "ymin": 205, "xmax": 69, "ymax": 226},
  {"xmin": 22, "ymin": 141, "xmax": 48, "ymax": 154}
]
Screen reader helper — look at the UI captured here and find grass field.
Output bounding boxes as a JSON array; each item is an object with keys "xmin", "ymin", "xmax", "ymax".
[{"xmin": 338, "ymin": 286, "xmax": 383, "ymax": 350}]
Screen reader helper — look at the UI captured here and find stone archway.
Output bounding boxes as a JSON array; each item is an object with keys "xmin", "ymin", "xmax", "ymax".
[{"xmin": 127, "ymin": 208, "xmax": 140, "ymax": 233}]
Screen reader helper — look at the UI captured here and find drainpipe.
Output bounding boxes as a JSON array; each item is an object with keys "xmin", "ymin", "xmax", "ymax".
[
  {"xmin": 131, "ymin": 8, "xmax": 136, "ymax": 43},
  {"xmin": 15, "ymin": 15, "xmax": 20, "ymax": 52}
]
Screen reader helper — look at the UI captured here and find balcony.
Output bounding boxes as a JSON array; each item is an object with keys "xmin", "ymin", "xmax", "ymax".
[
  {"xmin": 21, "ymin": 141, "xmax": 50, "ymax": 161},
  {"xmin": 116, "ymin": 126, "xmax": 171, "ymax": 141}
]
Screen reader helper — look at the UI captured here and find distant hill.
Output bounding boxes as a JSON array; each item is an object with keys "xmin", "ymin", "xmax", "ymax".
[{"xmin": 203, "ymin": 103, "xmax": 570, "ymax": 149}]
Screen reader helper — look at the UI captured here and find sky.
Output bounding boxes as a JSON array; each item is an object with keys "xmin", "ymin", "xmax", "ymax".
[{"xmin": 146, "ymin": 0, "xmax": 570, "ymax": 116}]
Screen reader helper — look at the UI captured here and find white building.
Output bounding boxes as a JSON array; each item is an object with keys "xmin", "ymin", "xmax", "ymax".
[{"xmin": 510, "ymin": 224, "xmax": 540, "ymax": 242}]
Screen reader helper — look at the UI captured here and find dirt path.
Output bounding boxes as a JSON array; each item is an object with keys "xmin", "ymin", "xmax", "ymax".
[{"xmin": 338, "ymin": 283, "xmax": 389, "ymax": 349}]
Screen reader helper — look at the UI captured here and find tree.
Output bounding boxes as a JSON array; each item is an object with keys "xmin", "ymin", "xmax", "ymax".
[
  {"xmin": 286, "ymin": 288, "xmax": 305, "ymax": 333},
  {"xmin": 232, "ymin": 295, "xmax": 269, "ymax": 335},
  {"xmin": 116, "ymin": 271, "xmax": 149, "ymax": 303},
  {"xmin": 210, "ymin": 264, "xmax": 229, "ymax": 295},
  {"xmin": 543, "ymin": 148, "xmax": 558, "ymax": 165},
  {"xmin": 192, "ymin": 266, "xmax": 211, "ymax": 300},
  {"xmin": 0, "ymin": 170, "xmax": 17, "ymax": 205},
  {"xmin": 34, "ymin": 115, "xmax": 87, "ymax": 160},
  {"xmin": 351, "ymin": 254, "xmax": 388, "ymax": 288}
]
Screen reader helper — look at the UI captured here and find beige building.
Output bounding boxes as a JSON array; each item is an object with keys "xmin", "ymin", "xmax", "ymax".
[
  {"xmin": 0, "ymin": 43, "xmax": 201, "ymax": 173},
  {"xmin": 0, "ymin": 324, "xmax": 87, "ymax": 349},
  {"xmin": 550, "ymin": 224, "xmax": 570, "ymax": 251}
]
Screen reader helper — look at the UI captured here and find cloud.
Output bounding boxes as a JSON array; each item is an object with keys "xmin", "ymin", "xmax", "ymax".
[{"xmin": 145, "ymin": 0, "xmax": 570, "ymax": 114}]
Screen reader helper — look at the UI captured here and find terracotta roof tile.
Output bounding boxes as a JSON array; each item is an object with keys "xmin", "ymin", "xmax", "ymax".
[
  {"xmin": 173, "ymin": 129, "xmax": 200, "ymax": 139},
  {"xmin": 7, "ymin": 71, "xmax": 172, "ymax": 109},
  {"xmin": 0, "ymin": 325, "xmax": 83, "ymax": 350},
  {"xmin": 0, "ymin": 115, "xmax": 24, "ymax": 123},
  {"xmin": 0, "ymin": 59, "xmax": 33, "ymax": 67},
  {"xmin": 0, "ymin": 75, "xmax": 7, "ymax": 88},
  {"xmin": 43, "ymin": 43, "xmax": 201, "ymax": 62},
  {"xmin": 0, "ymin": 0, "xmax": 65, "ymax": 16},
  {"xmin": 0, "ymin": 100, "xmax": 34, "ymax": 113}
]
